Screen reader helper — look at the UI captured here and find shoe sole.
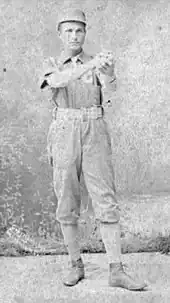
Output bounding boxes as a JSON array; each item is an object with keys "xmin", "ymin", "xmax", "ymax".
[
  {"xmin": 63, "ymin": 276, "xmax": 85, "ymax": 287},
  {"xmin": 109, "ymin": 284, "xmax": 148, "ymax": 291}
]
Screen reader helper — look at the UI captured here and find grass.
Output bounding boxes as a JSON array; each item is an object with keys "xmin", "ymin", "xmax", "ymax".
[
  {"xmin": 0, "ymin": 193, "xmax": 170, "ymax": 257},
  {"xmin": 0, "ymin": 231, "xmax": 170, "ymax": 257}
]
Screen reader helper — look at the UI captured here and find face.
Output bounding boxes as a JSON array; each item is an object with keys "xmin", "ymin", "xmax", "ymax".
[{"xmin": 58, "ymin": 21, "xmax": 86, "ymax": 52}]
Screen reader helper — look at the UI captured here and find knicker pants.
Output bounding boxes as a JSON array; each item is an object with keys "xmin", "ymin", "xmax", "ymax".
[{"xmin": 47, "ymin": 108, "xmax": 120, "ymax": 225}]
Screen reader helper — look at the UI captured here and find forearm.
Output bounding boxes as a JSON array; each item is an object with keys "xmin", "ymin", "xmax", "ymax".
[
  {"xmin": 99, "ymin": 73, "xmax": 117, "ymax": 107},
  {"xmin": 48, "ymin": 60, "xmax": 95, "ymax": 88},
  {"xmin": 98, "ymin": 71, "xmax": 117, "ymax": 93},
  {"xmin": 104, "ymin": 75, "xmax": 117, "ymax": 92}
]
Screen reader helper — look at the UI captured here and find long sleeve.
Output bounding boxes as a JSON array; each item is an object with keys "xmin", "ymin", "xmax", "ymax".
[
  {"xmin": 41, "ymin": 57, "xmax": 96, "ymax": 89},
  {"xmin": 96, "ymin": 71, "xmax": 117, "ymax": 107},
  {"xmin": 39, "ymin": 57, "xmax": 59, "ymax": 90},
  {"xmin": 97, "ymin": 72, "xmax": 117, "ymax": 92}
]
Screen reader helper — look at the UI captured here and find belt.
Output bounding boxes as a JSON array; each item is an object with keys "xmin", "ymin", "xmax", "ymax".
[{"xmin": 52, "ymin": 105, "xmax": 104, "ymax": 121}]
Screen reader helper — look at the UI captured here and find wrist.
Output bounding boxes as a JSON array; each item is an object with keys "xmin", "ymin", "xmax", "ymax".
[{"xmin": 107, "ymin": 75, "xmax": 116, "ymax": 82}]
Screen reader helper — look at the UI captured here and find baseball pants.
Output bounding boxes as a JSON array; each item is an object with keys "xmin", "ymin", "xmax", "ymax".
[{"xmin": 47, "ymin": 106, "xmax": 120, "ymax": 225}]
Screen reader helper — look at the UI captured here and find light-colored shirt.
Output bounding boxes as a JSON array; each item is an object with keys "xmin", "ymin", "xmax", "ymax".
[{"xmin": 41, "ymin": 50, "xmax": 116, "ymax": 109}]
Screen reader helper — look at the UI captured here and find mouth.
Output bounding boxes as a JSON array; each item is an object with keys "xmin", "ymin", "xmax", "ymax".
[{"xmin": 70, "ymin": 42, "xmax": 80, "ymax": 46}]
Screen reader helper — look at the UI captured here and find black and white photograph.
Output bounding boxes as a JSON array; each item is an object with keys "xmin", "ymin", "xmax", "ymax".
[{"xmin": 0, "ymin": 0, "xmax": 170, "ymax": 302}]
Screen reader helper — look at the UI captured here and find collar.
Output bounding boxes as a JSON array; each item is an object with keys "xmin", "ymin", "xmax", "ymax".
[{"xmin": 59, "ymin": 49, "xmax": 90, "ymax": 65}]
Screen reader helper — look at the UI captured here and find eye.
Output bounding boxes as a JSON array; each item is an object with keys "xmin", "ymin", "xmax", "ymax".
[
  {"xmin": 66, "ymin": 29, "xmax": 72, "ymax": 33},
  {"xmin": 77, "ymin": 29, "xmax": 83, "ymax": 33}
]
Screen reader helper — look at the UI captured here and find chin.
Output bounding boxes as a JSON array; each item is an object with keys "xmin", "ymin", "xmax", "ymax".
[
  {"xmin": 69, "ymin": 44, "xmax": 81, "ymax": 51},
  {"xmin": 71, "ymin": 47, "xmax": 80, "ymax": 51}
]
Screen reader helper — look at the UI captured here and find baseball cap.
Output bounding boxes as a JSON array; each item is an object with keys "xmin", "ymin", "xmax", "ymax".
[{"xmin": 57, "ymin": 9, "xmax": 87, "ymax": 30}]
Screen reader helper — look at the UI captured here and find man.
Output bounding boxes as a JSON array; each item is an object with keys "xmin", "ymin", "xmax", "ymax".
[{"xmin": 40, "ymin": 9, "xmax": 147, "ymax": 291}]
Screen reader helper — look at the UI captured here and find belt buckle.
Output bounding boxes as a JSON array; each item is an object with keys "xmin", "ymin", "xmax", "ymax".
[{"xmin": 93, "ymin": 105, "xmax": 103, "ymax": 117}]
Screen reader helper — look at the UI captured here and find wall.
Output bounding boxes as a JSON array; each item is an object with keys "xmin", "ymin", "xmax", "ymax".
[{"xmin": 0, "ymin": 0, "xmax": 169, "ymax": 232}]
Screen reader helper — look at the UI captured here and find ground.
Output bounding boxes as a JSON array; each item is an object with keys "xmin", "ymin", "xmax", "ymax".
[{"xmin": 0, "ymin": 253, "xmax": 170, "ymax": 303}]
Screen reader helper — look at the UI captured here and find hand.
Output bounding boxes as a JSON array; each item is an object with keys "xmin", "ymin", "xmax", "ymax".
[
  {"xmin": 91, "ymin": 54, "xmax": 108, "ymax": 69},
  {"xmin": 98, "ymin": 51, "xmax": 115, "ymax": 76},
  {"xmin": 99, "ymin": 50, "xmax": 114, "ymax": 63},
  {"xmin": 98, "ymin": 61, "xmax": 115, "ymax": 77},
  {"xmin": 92, "ymin": 51, "xmax": 115, "ymax": 76}
]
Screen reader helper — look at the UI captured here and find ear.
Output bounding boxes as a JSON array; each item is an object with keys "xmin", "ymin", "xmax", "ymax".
[
  {"xmin": 56, "ymin": 24, "xmax": 62, "ymax": 37},
  {"xmin": 58, "ymin": 30, "xmax": 61, "ymax": 38}
]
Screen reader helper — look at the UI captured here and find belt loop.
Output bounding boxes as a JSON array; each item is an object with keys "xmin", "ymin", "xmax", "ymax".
[
  {"xmin": 80, "ymin": 107, "xmax": 87, "ymax": 122},
  {"xmin": 82, "ymin": 107, "xmax": 85, "ymax": 122},
  {"xmin": 101, "ymin": 105, "xmax": 104, "ymax": 116},
  {"xmin": 52, "ymin": 105, "xmax": 58, "ymax": 120}
]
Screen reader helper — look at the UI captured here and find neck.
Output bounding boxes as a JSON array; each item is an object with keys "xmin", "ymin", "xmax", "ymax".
[{"xmin": 64, "ymin": 47, "xmax": 82, "ymax": 58}]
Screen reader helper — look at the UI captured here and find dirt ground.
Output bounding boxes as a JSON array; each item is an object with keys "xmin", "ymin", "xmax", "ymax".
[{"xmin": 0, "ymin": 252, "xmax": 170, "ymax": 303}]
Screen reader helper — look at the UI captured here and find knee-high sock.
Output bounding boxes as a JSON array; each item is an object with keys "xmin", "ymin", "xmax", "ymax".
[
  {"xmin": 100, "ymin": 222, "xmax": 121, "ymax": 264},
  {"xmin": 61, "ymin": 223, "xmax": 81, "ymax": 262}
]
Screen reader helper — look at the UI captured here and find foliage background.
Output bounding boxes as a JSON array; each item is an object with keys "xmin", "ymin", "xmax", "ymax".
[{"xmin": 0, "ymin": 0, "xmax": 169, "ymax": 252}]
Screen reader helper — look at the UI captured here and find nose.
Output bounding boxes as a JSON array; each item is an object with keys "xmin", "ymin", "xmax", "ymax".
[{"xmin": 71, "ymin": 31, "xmax": 78, "ymax": 41}]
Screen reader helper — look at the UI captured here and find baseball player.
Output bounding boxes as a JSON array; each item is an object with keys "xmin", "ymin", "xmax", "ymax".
[{"xmin": 40, "ymin": 9, "xmax": 147, "ymax": 291}]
